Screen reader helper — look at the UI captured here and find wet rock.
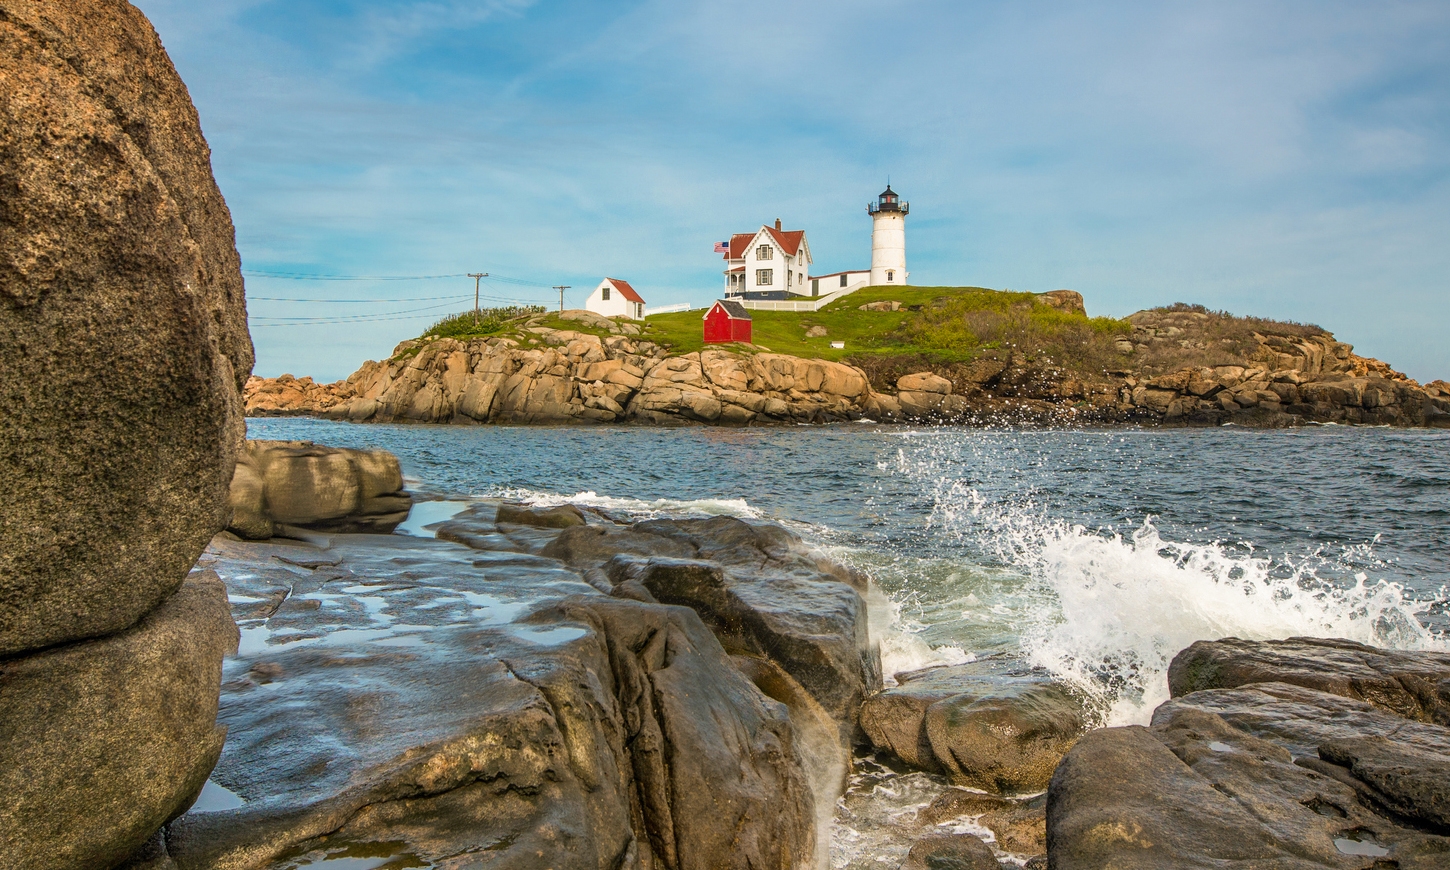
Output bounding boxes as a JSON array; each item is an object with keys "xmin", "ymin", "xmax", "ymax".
[
  {"xmin": 495, "ymin": 502, "xmax": 589, "ymax": 528},
  {"xmin": 168, "ymin": 533, "xmax": 815, "ymax": 869},
  {"xmin": 542, "ymin": 516, "xmax": 881, "ymax": 746},
  {"xmin": 900, "ymin": 832, "xmax": 1000, "ymax": 870},
  {"xmin": 225, "ymin": 440, "xmax": 411, "ymax": 538},
  {"xmin": 1169, "ymin": 636, "xmax": 1450, "ymax": 725},
  {"xmin": 0, "ymin": 0, "xmax": 253, "ymax": 655},
  {"xmin": 860, "ymin": 659, "xmax": 1083, "ymax": 793},
  {"xmin": 1048, "ymin": 675, "xmax": 1450, "ymax": 869},
  {"xmin": 1319, "ymin": 736, "xmax": 1450, "ymax": 830},
  {"xmin": 0, "ymin": 572, "xmax": 238, "ymax": 870}
]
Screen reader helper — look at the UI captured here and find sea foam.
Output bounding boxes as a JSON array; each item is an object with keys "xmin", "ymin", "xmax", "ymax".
[{"xmin": 926, "ymin": 472, "xmax": 1447, "ymax": 726}]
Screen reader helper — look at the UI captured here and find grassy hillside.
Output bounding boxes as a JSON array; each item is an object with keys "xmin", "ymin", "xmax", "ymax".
[
  {"xmin": 408, "ymin": 288, "xmax": 1326, "ymax": 388},
  {"xmin": 642, "ymin": 286, "xmax": 1129, "ymax": 365}
]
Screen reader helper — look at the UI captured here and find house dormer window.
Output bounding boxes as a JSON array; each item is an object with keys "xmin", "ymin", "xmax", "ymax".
[
  {"xmin": 757, "ymin": 245, "xmax": 773, "ymax": 260},
  {"xmin": 602, "ymin": 286, "xmax": 611, "ymax": 300}
]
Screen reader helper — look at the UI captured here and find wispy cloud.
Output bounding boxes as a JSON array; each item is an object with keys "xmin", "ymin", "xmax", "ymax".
[{"xmin": 136, "ymin": 0, "xmax": 1450, "ymax": 381}]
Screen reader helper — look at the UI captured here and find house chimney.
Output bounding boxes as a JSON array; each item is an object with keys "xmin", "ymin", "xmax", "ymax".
[{"xmin": 775, "ymin": 218, "xmax": 782, "ymax": 230}]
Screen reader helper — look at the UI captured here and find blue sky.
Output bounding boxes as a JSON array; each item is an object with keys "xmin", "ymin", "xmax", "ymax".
[{"xmin": 135, "ymin": 0, "xmax": 1450, "ymax": 382}]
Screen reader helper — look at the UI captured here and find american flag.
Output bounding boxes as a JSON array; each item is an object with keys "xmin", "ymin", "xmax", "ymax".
[{"xmin": 713, "ymin": 241, "xmax": 729, "ymax": 254}]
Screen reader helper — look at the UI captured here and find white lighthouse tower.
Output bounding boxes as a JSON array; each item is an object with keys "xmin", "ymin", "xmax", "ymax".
[{"xmin": 868, "ymin": 184, "xmax": 908, "ymax": 286}]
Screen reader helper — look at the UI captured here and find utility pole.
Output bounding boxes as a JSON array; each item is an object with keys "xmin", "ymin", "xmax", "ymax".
[
  {"xmin": 553, "ymin": 285, "xmax": 570, "ymax": 314},
  {"xmin": 467, "ymin": 272, "xmax": 488, "ymax": 325}
]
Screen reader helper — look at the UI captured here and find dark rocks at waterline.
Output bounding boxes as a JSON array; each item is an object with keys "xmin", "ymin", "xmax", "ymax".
[
  {"xmin": 0, "ymin": 0, "xmax": 253, "ymax": 657},
  {"xmin": 899, "ymin": 832, "xmax": 1000, "ymax": 870},
  {"xmin": 1169, "ymin": 635, "xmax": 1450, "ymax": 725},
  {"xmin": 0, "ymin": 572, "xmax": 237, "ymax": 870},
  {"xmin": 159, "ymin": 525, "xmax": 821, "ymax": 868},
  {"xmin": 227, "ymin": 439, "xmax": 412, "ymax": 539},
  {"xmin": 859, "ymin": 658, "xmax": 1083, "ymax": 793},
  {"xmin": 496, "ymin": 501, "xmax": 590, "ymax": 528},
  {"xmin": 539, "ymin": 515, "xmax": 882, "ymax": 747},
  {"xmin": 1046, "ymin": 639, "xmax": 1450, "ymax": 869}
]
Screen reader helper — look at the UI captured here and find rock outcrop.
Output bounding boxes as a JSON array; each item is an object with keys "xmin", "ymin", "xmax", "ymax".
[
  {"xmin": 159, "ymin": 513, "xmax": 830, "ymax": 869},
  {"xmin": 1046, "ymin": 637, "xmax": 1450, "ymax": 869},
  {"xmin": 245, "ymin": 312, "xmax": 1448, "ymax": 428},
  {"xmin": 1, "ymin": 0, "xmax": 253, "ymax": 655},
  {"xmin": 537, "ymin": 515, "xmax": 882, "ymax": 748},
  {"xmin": 227, "ymin": 440, "xmax": 412, "ymax": 539},
  {"xmin": 0, "ymin": 1, "xmax": 247, "ymax": 863},
  {"xmin": 859, "ymin": 658, "xmax": 1083, "ymax": 793},
  {"xmin": 248, "ymin": 336, "xmax": 881, "ymax": 426}
]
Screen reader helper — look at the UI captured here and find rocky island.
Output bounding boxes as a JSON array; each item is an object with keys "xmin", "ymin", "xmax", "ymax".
[{"xmin": 246, "ymin": 295, "xmax": 1450, "ymax": 429}]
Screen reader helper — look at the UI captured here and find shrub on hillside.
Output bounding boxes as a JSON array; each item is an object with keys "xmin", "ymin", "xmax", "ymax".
[{"xmin": 423, "ymin": 306, "xmax": 546, "ymax": 339}]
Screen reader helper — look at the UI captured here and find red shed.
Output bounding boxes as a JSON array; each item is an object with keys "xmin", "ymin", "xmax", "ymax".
[{"xmin": 703, "ymin": 300, "xmax": 752, "ymax": 344}]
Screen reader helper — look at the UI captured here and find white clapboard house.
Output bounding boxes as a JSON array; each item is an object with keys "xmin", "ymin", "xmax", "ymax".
[{"xmin": 584, "ymin": 278, "xmax": 646, "ymax": 320}]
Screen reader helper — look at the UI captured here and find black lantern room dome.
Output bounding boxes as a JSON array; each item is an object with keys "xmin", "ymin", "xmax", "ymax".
[{"xmin": 867, "ymin": 184, "xmax": 908, "ymax": 215}]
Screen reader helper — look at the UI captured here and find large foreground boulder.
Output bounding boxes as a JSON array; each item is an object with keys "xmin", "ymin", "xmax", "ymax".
[
  {"xmin": 1047, "ymin": 638, "xmax": 1450, "ymax": 869},
  {"xmin": 164, "ymin": 532, "xmax": 816, "ymax": 870},
  {"xmin": 0, "ymin": 0, "xmax": 253, "ymax": 654},
  {"xmin": 0, "ymin": 572, "xmax": 237, "ymax": 869}
]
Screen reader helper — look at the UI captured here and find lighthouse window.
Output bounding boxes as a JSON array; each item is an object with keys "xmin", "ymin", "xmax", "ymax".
[
  {"xmin": 602, "ymin": 286, "xmax": 610, "ymax": 300},
  {"xmin": 757, "ymin": 245, "xmax": 773, "ymax": 260},
  {"xmin": 886, "ymin": 270, "xmax": 895, "ymax": 282},
  {"xmin": 756, "ymin": 269, "xmax": 773, "ymax": 286}
]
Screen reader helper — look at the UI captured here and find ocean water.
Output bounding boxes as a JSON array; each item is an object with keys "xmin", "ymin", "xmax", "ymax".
[
  {"xmin": 249, "ymin": 419, "xmax": 1449, "ymax": 724},
  {"xmin": 247, "ymin": 419, "xmax": 1449, "ymax": 862}
]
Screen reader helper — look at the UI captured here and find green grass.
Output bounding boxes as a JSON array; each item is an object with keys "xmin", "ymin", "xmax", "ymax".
[
  {"xmin": 639, "ymin": 286, "xmax": 1131, "ymax": 366},
  {"xmin": 421, "ymin": 305, "xmax": 547, "ymax": 340}
]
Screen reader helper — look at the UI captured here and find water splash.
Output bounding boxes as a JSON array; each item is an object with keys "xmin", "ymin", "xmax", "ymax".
[
  {"xmin": 489, "ymin": 487, "xmax": 763, "ymax": 521},
  {"xmin": 926, "ymin": 474, "xmax": 1447, "ymax": 726}
]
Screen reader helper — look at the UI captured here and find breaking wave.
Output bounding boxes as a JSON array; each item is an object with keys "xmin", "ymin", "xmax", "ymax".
[{"xmin": 917, "ymin": 459, "xmax": 1448, "ymax": 726}]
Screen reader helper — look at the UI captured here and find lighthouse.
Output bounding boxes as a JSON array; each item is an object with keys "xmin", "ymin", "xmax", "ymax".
[{"xmin": 867, "ymin": 185, "xmax": 908, "ymax": 286}]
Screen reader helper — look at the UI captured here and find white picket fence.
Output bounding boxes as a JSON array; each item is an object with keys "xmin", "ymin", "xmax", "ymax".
[
  {"xmin": 643, "ymin": 303, "xmax": 693, "ymax": 316},
  {"xmin": 737, "ymin": 287, "xmax": 857, "ymax": 312}
]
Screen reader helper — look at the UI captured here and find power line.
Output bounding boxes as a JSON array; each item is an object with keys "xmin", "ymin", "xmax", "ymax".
[
  {"xmin": 248, "ymin": 294, "xmax": 472, "ymax": 303},
  {"xmin": 250, "ymin": 300, "xmax": 464, "ymax": 322},
  {"xmin": 243, "ymin": 270, "xmax": 472, "ymax": 281},
  {"xmin": 250, "ymin": 312, "xmax": 450, "ymax": 327}
]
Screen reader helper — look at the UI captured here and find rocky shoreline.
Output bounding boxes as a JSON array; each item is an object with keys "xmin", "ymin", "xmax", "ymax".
[{"xmin": 245, "ymin": 308, "xmax": 1450, "ymax": 428}]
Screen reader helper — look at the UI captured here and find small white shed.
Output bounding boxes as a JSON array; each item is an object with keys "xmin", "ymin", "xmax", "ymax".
[{"xmin": 584, "ymin": 278, "xmax": 646, "ymax": 320}]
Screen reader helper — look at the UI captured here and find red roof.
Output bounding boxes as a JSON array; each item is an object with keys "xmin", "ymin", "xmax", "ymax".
[
  {"xmin": 604, "ymin": 278, "xmax": 644, "ymax": 304},
  {"xmin": 723, "ymin": 226, "xmax": 805, "ymax": 259},
  {"xmin": 765, "ymin": 226, "xmax": 805, "ymax": 256}
]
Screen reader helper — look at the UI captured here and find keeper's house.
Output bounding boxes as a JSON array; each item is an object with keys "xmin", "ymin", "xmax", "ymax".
[
  {"xmin": 720, "ymin": 220, "xmax": 812, "ymax": 300},
  {"xmin": 703, "ymin": 300, "xmax": 752, "ymax": 344},
  {"xmin": 584, "ymin": 278, "xmax": 646, "ymax": 320}
]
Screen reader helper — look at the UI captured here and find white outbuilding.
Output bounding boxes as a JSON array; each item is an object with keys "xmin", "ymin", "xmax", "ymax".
[{"xmin": 584, "ymin": 278, "xmax": 646, "ymax": 320}]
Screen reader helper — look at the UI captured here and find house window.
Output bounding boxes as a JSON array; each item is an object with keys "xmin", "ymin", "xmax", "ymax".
[
  {"xmin": 839, "ymin": 274, "xmax": 848, "ymax": 287},
  {"xmin": 886, "ymin": 270, "xmax": 895, "ymax": 282},
  {"xmin": 757, "ymin": 245, "xmax": 773, "ymax": 260},
  {"xmin": 756, "ymin": 269, "xmax": 773, "ymax": 286},
  {"xmin": 798, "ymin": 273, "xmax": 804, "ymax": 285},
  {"xmin": 602, "ymin": 286, "xmax": 611, "ymax": 300}
]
